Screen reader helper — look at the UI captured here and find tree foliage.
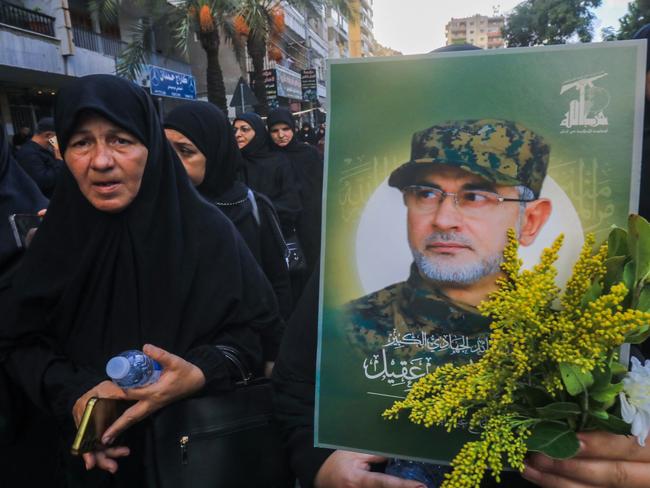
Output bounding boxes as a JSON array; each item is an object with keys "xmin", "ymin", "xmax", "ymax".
[
  {"xmin": 615, "ymin": 0, "xmax": 650, "ymax": 39},
  {"xmin": 92, "ymin": 0, "xmax": 351, "ymax": 112},
  {"xmin": 503, "ymin": 0, "xmax": 603, "ymax": 47}
]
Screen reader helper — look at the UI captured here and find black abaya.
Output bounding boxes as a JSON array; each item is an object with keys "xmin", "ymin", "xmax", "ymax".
[
  {"xmin": 0, "ymin": 126, "xmax": 47, "ymax": 279},
  {"xmin": 235, "ymin": 112, "xmax": 301, "ymax": 236},
  {"xmin": 267, "ymin": 108, "xmax": 324, "ymax": 273},
  {"xmin": 0, "ymin": 75, "xmax": 281, "ymax": 486},
  {"xmin": 164, "ymin": 102, "xmax": 292, "ymax": 319}
]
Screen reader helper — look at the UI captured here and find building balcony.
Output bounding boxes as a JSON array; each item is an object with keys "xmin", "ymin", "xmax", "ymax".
[
  {"xmin": 282, "ymin": 3, "xmax": 306, "ymax": 40},
  {"xmin": 0, "ymin": 1, "xmax": 55, "ymax": 37},
  {"xmin": 308, "ymin": 27, "xmax": 328, "ymax": 58},
  {"xmin": 68, "ymin": 25, "xmax": 191, "ymax": 78},
  {"xmin": 330, "ymin": 20, "xmax": 347, "ymax": 37},
  {"xmin": 72, "ymin": 26, "xmax": 125, "ymax": 58}
]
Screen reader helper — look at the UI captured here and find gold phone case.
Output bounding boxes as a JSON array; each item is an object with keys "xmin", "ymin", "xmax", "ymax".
[
  {"xmin": 71, "ymin": 397, "xmax": 99, "ymax": 455},
  {"xmin": 71, "ymin": 398, "xmax": 126, "ymax": 456}
]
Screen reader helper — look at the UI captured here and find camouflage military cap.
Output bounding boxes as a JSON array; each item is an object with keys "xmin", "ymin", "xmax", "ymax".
[{"xmin": 388, "ymin": 119, "xmax": 550, "ymax": 197}]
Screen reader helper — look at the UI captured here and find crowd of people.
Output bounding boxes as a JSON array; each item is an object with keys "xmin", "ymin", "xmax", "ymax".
[{"xmin": 0, "ymin": 29, "xmax": 649, "ymax": 488}]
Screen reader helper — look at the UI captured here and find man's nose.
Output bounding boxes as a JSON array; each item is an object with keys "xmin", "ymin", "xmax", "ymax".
[
  {"xmin": 90, "ymin": 143, "xmax": 114, "ymax": 170},
  {"xmin": 430, "ymin": 193, "xmax": 463, "ymax": 230}
]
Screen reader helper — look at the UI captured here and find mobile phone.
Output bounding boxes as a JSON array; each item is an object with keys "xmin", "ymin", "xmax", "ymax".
[
  {"xmin": 8, "ymin": 213, "xmax": 43, "ymax": 248},
  {"xmin": 71, "ymin": 398, "xmax": 129, "ymax": 456},
  {"xmin": 48, "ymin": 136, "xmax": 58, "ymax": 148}
]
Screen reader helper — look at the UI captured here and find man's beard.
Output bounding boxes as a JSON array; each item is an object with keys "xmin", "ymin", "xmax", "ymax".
[{"xmin": 410, "ymin": 232, "xmax": 505, "ymax": 287}]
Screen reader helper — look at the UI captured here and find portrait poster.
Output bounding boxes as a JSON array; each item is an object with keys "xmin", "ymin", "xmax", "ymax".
[{"xmin": 315, "ymin": 41, "xmax": 646, "ymax": 464}]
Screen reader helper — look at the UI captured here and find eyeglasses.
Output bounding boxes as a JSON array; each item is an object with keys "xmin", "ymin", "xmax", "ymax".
[
  {"xmin": 402, "ymin": 185, "xmax": 535, "ymax": 216},
  {"xmin": 233, "ymin": 126, "xmax": 252, "ymax": 134}
]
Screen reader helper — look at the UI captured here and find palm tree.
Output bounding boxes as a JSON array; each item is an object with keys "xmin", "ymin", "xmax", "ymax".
[
  {"xmin": 233, "ymin": 0, "xmax": 351, "ymax": 115},
  {"xmin": 91, "ymin": 0, "xmax": 243, "ymax": 111}
]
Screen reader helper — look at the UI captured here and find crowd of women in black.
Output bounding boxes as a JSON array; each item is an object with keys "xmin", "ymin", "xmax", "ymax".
[{"xmin": 0, "ymin": 73, "xmax": 326, "ymax": 487}]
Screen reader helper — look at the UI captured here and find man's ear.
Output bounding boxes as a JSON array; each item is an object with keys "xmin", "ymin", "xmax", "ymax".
[{"xmin": 519, "ymin": 198, "xmax": 552, "ymax": 246}]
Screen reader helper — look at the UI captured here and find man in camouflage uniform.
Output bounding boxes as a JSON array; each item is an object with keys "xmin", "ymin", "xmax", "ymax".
[{"xmin": 343, "ymin": 119, "xmax": 553, "ymax": 368}]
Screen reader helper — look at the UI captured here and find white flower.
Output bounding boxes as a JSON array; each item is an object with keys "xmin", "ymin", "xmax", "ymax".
[{"xmin": 620, "ymin": 357, "xmax": 650, "ymax": 446}]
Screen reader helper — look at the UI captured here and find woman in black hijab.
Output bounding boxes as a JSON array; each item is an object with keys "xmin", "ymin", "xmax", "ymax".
[
  {"xmin": 0, "ymin": 75, "xmax": 281, "ymax": 486},
  {"xmin": 267, "ymin": 108, "xmax": 323, "ymax": 275},
  {"xmin": 164, "ymin": 101, "xmax": 292, "ymax": 320},
  {"xmin": 0, "ymin": 125, "xmax": 47, "ymax": 281},
  {"xmin": 233, "ymin": 112, "xmax": 301, "ymax": 236}
]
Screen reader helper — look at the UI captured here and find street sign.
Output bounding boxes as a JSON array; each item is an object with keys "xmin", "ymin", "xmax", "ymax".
[
  {"xmin": 301, "ymin": 69, "xmax": 318, "ymax": 102},
  {"xmin": 262, "ymin": 68, "xmax": 278, "ymax": 101},
  {"xmin": 229, "ymin": 77, "xmax": 258, "ymax": 110},
  {"xmin": 148, "ymin": 65, "xmax": 196, "ymax": 100}
]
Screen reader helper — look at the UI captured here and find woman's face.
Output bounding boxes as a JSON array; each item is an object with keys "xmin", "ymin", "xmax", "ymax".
[
  {"xmin": 65, "ymin": 113, "xmax": 148, "ymax": 213},
  {"xmin": 164, "ymin": 129, "xmax": 206, "ymax": 186},
  {"xmin": 233, "ymin": 120, "xmax": 255, "ymax": 149},
  {"xmin": 270, "ymin": 123, "xmax": 293, "ymax": 147}
]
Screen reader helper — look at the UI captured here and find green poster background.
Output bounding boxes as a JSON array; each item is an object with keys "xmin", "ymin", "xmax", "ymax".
[{"xmin": 316, "ymin": 41, "xmax": 646, "ymax": 463}]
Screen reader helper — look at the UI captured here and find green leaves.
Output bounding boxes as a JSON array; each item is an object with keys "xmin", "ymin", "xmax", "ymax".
[
  {"xmin": 624, "ymin": 323, "xmax": 650, "ymax": 344},
  {"xmin": 639, "ymin": 286, "xmax": 650, "ymax": 313},
  {"xmin": 590, "ymin": 382, "xmax": 624, "ymax": 403},
  {"xmin": 604, "ymin": 256, "xmax": 626, "ymax": 291},
  {"xmin": 608, "ymin": 227, "xmax": 629, "ymax": 258},
  {"xmin": 526, "ymin": 422, "xmax": 580, "ymax": 459},
  {"xmin": 629, "ymin": 215, "xmax": 650, "ymax": 285},
  {"xmin": 580, "ymin": 280, "xmax": 602, "ymax": 307},
  {"xmin": 588, "ymin": 412, "xmax": 631, "ymax": 435},
  {"xmin": 602, "ymin": 215, "xmax": 650, "ymax": 310},
  {"xmin": 536, "ymin": 402, "xmax": 581, "ymax": 420},
  {"xmin": 559, "ymin": 363, "xmax": 594, "ymax": 396}
]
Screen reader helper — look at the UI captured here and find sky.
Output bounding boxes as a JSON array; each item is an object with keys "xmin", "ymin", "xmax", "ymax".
[{"xmin": 372, "ymin": 0, "xmax": 633, "ymax": 55}]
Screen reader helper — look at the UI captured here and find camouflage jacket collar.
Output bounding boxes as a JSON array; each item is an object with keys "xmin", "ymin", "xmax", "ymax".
[{"xmin": 405, "ymin": 263, "xmax": 482, "ymax": 315}]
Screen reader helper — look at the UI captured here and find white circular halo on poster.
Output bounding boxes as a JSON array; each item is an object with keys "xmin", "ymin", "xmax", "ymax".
[{"xmin": 355, "ymin": 176, "xmax": 584, "ymax": 295}]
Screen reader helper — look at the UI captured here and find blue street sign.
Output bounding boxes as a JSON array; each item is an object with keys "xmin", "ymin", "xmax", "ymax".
[{"xmin": 148, "ymin": 65, "xmax": 196, "ymax": 100}]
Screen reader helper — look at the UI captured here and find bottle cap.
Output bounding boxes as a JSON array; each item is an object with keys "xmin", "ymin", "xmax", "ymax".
[{"xmin": 106, "ymin": 356, "xmax": 130, "ymax": 380}]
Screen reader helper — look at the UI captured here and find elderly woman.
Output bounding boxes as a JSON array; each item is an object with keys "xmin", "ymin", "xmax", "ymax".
[
  {"xmin": 0, "ymin": 75, "xmax": 281, "ymax": 486},
  {"xmin": 164, "ymin": 101, "xmax": 292, "ymax": 320},
  {"xmin": 233, "ymin": 112, "xmax": 301, "ymax": 237}
]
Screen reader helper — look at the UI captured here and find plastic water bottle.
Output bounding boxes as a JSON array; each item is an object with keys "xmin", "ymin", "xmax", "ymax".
[
  {"xmin": 384, "ymin": 459, "xmax": 451, "ymax": 487},
  {"xmin": 106, "ymin": 350, "xmax": 162, "ymax": 388}
]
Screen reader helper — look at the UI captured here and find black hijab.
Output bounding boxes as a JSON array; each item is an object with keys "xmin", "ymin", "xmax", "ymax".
[
  {"xmin": 267, "ymin": 108, "xmax": 324, "ymax": 270},
  {"xmin": 1, "ymin": 75, "xmax": 278, "ymax": 418},
  {"xmin": 0, "ymin": 126, "xmax": 47, "ymax": 276},
  {"xmin": 164, "ymin": 101, "xmax": 247, "ymax": 203},
  {"xmin": 236, "ymin": 112, "xmax": 276, "ymax": 160},
  {"xmin": 234, "ymin": 112, "xmax": 301, "ymax": 233}
]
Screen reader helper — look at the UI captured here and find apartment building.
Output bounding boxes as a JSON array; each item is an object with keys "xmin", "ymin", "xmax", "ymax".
[
  {"xmin": 0, "ymin": 0, "xmax": 193, "ymax": 134},
  {"xmin": 445, "ymin": 14, "xmax": 505, "ymax": 49},
  {"xmin": 348, "ymin": 0, "xmax": 373, "ymax": 57}
]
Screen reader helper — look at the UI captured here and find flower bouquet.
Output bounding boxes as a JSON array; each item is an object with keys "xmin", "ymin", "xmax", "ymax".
[{"xmin": 383, "ymin": 215, "xmax": 650, "ymax": 488}]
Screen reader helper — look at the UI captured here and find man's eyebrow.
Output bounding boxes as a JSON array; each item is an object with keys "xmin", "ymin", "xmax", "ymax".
[
  {"xmin": 413, "ymin": 181, "xmax": 442, "ymax": 189},
  {"xmin": 461, "ymin": 181, "xmax": 497, "ymax": 192}
]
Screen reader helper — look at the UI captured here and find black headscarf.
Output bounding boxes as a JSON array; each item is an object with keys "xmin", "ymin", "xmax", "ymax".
[
  {"xmin": 267, "ymin": 108, "xmax": 324, "ymax": 271},
  {"xmin": 0, "ymin": 75, "xmax": 279, "ymax": 421},
  {"xmin": 0, "ymin": 126, "xmax": 47, "ymax": 276},
  {"xmin": 164, "ymin": 101, "xmax": 246, "ymax": 203},
  {"xmin": 236, "ymin": 112, "xmax": 276, "ymax": 160},
  {"xmin": 234, "ymin": 112, "xmax": 301, "ymax": 234}
]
